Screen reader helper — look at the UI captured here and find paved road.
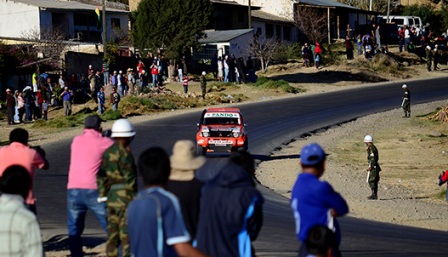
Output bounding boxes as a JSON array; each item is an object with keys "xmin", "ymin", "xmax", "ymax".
[{"xmin": 37, "ymin": 77, "xmax": 448, "ymax": 255}]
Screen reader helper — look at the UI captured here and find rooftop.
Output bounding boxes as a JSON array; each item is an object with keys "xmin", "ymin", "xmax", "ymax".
[
  {"xmin": 200, "ymin": 29, "xmax": 253, "ymax": 43},
  {"xmin": 7, "ymin": 0, "xmax": 127, "ymax": 12}
]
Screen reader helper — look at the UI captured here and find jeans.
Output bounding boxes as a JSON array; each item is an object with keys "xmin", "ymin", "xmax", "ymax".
[
  {"xmin": 67, "ymin": 189, "xmax": 107, "ymax": 257},
  {"xmin": 152, "ymin": 74, "xmax": 158, "ymax": 87},
  {"xmin": 98, "ymin": 103, "xmax": 104, "ymax": 115},
  {"xmin": 113, "ymin": 103, "xmax": 118, "ymax": 111},
  {"xmin": 118, "ymin": 85, "xmax": 123, "ymax": 97},
  {"xmin": 224, "ymin": 68, "xmax": 229, "ymax": 82},
  {"xmin": 178, "ymin": 69, "xmax": 183, "ymax": 82},
  {"xmin": 25, "ymin": 103, "xmax": 33, "ymax": 121}
]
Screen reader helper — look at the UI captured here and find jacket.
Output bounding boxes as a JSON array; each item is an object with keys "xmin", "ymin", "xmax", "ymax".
[{"xmin": 195, "ymin": 163, "xmax": 263, "ymax": 257}]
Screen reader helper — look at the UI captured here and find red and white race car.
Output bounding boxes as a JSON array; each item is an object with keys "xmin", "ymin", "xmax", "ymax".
[{"xmin": 196, "ymin": 108, "xmax": 248, "ymax": 155}]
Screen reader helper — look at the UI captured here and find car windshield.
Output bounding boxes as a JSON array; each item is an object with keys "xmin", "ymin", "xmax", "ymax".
[{"xmin": 203, "ymin": 117, "xmax": 240, "ymax": 125}]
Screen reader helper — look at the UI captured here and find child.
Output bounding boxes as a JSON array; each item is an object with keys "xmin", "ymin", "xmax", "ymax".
[
  {"xmin": 182, "ymin": 75, "xmax": 189, "ymax": 94},
  {"xmin": 42, "ymin": 100, "xmax": 48, "ymax": 121},
  {"xmin": 111, "ymin": 87, "xmax": 120, "ymax": 111}
]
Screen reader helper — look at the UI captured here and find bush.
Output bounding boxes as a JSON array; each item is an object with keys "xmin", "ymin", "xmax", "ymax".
[
  {"xmin": 101, "ymin": 109, "xmax": 122, "ymax": 120},
  {"xmin": 356, "ymin": 53, "xmax": 403, "ymax": 75},
  {"xmin": 273, "ymin": 42, "xmax": 301, "ymax": 63},
  {"xmin": 249, "ymin": 77, "xmax": 301, "ymax": 93}
]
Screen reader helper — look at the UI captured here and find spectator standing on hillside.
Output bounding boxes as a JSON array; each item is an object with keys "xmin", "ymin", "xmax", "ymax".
[
  {"xmin": 60, "ymin": 86, "xmax": 72, "ymax": 116},
  {"xmin": 111, "ymin": 87, "xmax": 120, "ymax": 111},
  {"xmin": 127, "ymin": 69, "xmax": 136, "ymax": 95},
  {"xmin": 182, "ymin": 75, "xmax": 189, "ymax": 94},
  {"xmin": 302, "ymin": 43, "xmax": 310, "ymax": 67},
  {"xmin": 404, "ymin": 25, "xmax": 411, "ymax": 51},
  {"xmin": 364, "ymin": 135, "xmax": 381, "ymax": 200},
  {"xmin": 117, "ymin": 70, "xmax": 123, "ymax": 97},
  {"xmin": 127, "ymin": 147, "xmax": 209, "ymax": 257},
  {"xmin": 357, "ymin": 34, "xmax": 362, "ymax": 55},
  {"xmin": 5, "ymin": 88, "xmax": 15, "ymax": 125},
  {"xmin": 196, "ymin": 150, "xmax": 264, "ymax": 257},
  {"xmin": 375, "ymin": 25, "xmax": 381, "ymax": 50},
  {"xmin": 165, "ymin": 140, "xmax": 205, "ymax": 239},
  {"xmin": 314, "ymin": 42, "xmax": 322, "ymax": 69},
  {"xmin": 0, "ymin": 165, "xmax": 43, "ymax": 257},
  {"xmin": 345, "ymin": 37, "xmax": 354, "ymax": 60},
  {"xmin": 67, "ymin": 115, "xmax": 114, "ymax": 257},
  {"xmin": 17, "ymin": 91, "xmax": 25, "ymax": 123},
  {"xmin": 97, "ymin": 119, "xmax": 137, "ymax": 257},
  {"xmin": 398, "ymin": 27, "xmax": 405, "ymax": 52},
  {"xmin": 224, "ymin": 55, "xmax": 230, "ymax": 82},
  {"xmin": 150, "ymin": 61, "xmax": 159, "ymax": 88},
  {"xmin": 401, "ymin": 84, "xmax": 411, "ymax": 118},
  {"xmin": 0, "ymin": 128, "xmax": 50, "ymax": 214},
  {"xmin": 97, "ymin": 87, "xmax": 105, "ymax": 115},
  {"xmin": 433, "ymin": 44, "xmax": 440, "ymax": 71},
  {"xmin": 217, "ymin": 56, "xmax": 224, "ymax": 82},
  {"xmin": 290, "ymin": 143, "xmax": 348, "ymax": 257},
  {"xmin": 247, "ymin": 56, "xmax": 256, "ymax": 82}
]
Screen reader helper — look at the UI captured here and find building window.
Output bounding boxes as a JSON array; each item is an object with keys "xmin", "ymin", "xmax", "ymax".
[
  {"xmin": 111, "ymin": 18, "xmax": 121, "ymax": 29},
  {"xmin": 276, "ymin": 25, "xmax": 281, "ymax": 39},
  {"xmin": 283, "ymin": 26, "xmax": 291, "ymax": 41},
  {"xmin": 265, "ymin": 24, "xmax": 274, "ymax": 38},
  {"xmin": 256, "ymin": 27, "xmax": 262, "ymax": 36}
]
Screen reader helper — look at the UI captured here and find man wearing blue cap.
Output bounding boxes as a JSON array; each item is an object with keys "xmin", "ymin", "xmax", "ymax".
[{"xmin": 290, "ymin": 143, "xmax": 349, "ymax": 257}]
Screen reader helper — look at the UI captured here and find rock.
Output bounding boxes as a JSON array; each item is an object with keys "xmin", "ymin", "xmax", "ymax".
[{"xmin": 428, "ymin": 130, "xmax": 442, "ymax": 137}]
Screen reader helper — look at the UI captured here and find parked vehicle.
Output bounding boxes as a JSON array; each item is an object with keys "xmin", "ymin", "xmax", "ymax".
[
  {"xmin": 377, "ymin": 15, "xmax": 423, "ymax": 29},
  {"xmin": 196, "ymin": 108, "xmax": 248, "ymax": 155}
]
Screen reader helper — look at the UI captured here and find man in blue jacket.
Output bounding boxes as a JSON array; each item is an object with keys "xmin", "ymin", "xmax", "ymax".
[
  {"xmin": 196, "ymin": 150, "xmax": 263, "ymax": 257},
  {"xmin": 291, "ymin": 143, "xmax": 349, "ymax": 257}
]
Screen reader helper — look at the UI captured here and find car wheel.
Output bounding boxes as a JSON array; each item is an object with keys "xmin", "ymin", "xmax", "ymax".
[{"xmin": 243, "ymin": 139, "xmax": 248, "ymax": 151}]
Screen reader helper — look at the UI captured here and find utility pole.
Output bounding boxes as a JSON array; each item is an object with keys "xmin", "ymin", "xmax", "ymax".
[
  {"xmin": 248, "ymin": 0, "xmax": 251, "ymax": 29},
  {"xmin": 102, "ymin": 0, "xmax": 107, "ymax": 59}
]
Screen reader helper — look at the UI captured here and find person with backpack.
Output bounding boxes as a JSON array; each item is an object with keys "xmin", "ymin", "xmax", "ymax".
[{"xmin": 111, "ymin": 87, "xmax": 120, "ymax": 111}]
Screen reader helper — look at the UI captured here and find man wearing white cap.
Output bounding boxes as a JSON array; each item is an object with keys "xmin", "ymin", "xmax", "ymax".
[
  {"xmin": 401, "ymin": 84, "xmax": 410, "ymax": 118},
  {"xmin": 200, "ymin": 71, "xmax": 207, "ymax": 99},
  {"xmin": 364, "ymin": 135, "xmax": 381, "ymax": 200},
  {"xmin": 166, "ymin": 140, "xmax": 205, "ymax": 239}
]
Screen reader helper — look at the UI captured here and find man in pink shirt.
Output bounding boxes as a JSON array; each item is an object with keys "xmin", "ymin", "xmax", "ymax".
[
  {"xmin": 67, "ymin": 115, "xmax": 114, "ymax": 257},
  {"xmin": 0, "ymin": 128, "xmax": 49, "ymax": 214}
]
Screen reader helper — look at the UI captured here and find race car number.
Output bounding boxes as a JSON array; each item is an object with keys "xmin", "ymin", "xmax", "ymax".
[{"xmin": 209, "ymin": 140, "xmax": 232, "ymax": 146}]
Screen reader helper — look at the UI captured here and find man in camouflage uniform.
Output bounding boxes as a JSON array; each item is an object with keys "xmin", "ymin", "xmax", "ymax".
[
  {"xmin": 200, "ymin": 71, "xmax": 207, "ymax": 99},
  {"xmin": 364, "ymin": 135, "xmax": 381, "ymax": 200},
  {"xmin": 401, "ymin": 84, "xmax": 410, "ymax": 118},
  {"xmin": 97, "ymin": 119, "xmax": 137, "ymax": 257}
]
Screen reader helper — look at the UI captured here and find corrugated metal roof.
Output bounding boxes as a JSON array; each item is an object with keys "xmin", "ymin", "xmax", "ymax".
[
  {"xmin": 9, "ymin": 0, "xmax": 126, "ymax": 12},
  {"xmin": 200, "ymin": 29, "xmax": 253, "ymax": 43},
  {"xmin": 252, "ymin": 10, "xmax": 293, "ymax": 23},
  {"xmin": 296, "ymin": 0, "xmax": 359, "ymax": 10}
]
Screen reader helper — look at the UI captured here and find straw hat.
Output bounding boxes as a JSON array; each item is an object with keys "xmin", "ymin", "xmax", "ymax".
[{"xmin": 170, "ymin": 140, "xmax": 205, "ymax": 171}]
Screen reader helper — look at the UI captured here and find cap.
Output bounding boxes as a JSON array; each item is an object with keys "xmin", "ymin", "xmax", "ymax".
[
  {"xmin": 202, "ymin": 71, "xmax": 206, "ymax": 76},
  {"xmin": 402, "ymin": 84, "xmax": 407, "ymax": 89},
  {"xmin": 84, "ymin": 115, "xmax": 103, "ymax": 130},
  {"xmin": 300, "ymin": 143, "xmax": 327, "ymax": 166},
  {"xmin": 6, "ymin": 88, "xmax": 11, "ymax": 92}
]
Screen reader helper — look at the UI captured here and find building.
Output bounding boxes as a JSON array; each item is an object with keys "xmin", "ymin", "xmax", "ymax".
[{"xmin": 0, "ymin": 0, "xmax": 129, "ymax": 43}]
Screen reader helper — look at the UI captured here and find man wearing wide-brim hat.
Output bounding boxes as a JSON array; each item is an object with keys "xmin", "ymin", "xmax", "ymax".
[{"xmin": 165, "ymin": 140, "xmax": 206, "ymax": 239}]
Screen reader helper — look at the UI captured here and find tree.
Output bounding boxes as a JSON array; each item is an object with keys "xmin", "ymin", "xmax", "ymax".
[
  {"xmin": 131, "ymin": 0, "xmax": 211, "ymax": 60},
  {"xmin": 248, "ymin": 36, "xmax": 283, "ymax": 73},
  {"xmin": 22, "ymin": 26, "xmax": 68, "ymax": 69},
  {"xmin": 294, "ymin": 6, "xmax": 329, "ymax": 44}
]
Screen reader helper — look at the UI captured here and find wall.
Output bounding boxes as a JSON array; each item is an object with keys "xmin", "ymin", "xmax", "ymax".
[
  {"xmin": 229, "ymin": 31, "xmax": 253, "ymax": 58},
  {"xmin": 229, "ymin": 0, "xmax": 294, "ymax": 21},
  {"xmin": 0, "ymin": 0, "xmax": 40, "ymax": 38}
]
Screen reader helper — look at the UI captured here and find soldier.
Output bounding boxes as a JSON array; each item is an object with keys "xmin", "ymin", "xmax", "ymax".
[
  {"xmin": 200, "ymin": 71, "xmax": 207, "ymax": 99},
  {"xmin": 364, "ymin": 135, "xmax": 381, "ymax": 200},
  {"xmin": 401, "ymin": 84, "xmax": 410, "ymax": 118},
  {"xmin": 425, "ymin": 45, "xmax": 432, "ymax": 71},
  {"xmin": 97, "ymin": 119, "xmax": 137, "ymax": 257}
]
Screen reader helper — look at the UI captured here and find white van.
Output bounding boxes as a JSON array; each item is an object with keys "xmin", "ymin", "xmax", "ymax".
[{"xmin": 377, "ymin": 15, "xmax": 423, "ymax": 29}]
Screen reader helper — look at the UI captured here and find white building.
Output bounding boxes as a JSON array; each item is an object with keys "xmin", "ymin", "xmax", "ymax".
[{"xmin": 0, "ymin": 0, "xmax": 129, "ymax": 43}]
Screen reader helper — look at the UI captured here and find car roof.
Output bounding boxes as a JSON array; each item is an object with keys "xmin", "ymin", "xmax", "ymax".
[{"xmin": 206, "ymin": 107, "xmax": 241, "ymax": 113}]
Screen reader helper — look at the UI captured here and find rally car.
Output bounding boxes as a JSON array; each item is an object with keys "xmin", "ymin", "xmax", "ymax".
[{"xmin": 196, "ymin": 108, "xmax": 248, "ymax": 155}]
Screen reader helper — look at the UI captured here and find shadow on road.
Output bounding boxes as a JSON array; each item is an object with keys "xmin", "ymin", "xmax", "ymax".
[
  {"xmin": 268, "ymin": 70, "xmax": 388, "ymax": 84},
  {"xmin": 44, "ymin": 234, "xmax": 106, "ymax": 253}
]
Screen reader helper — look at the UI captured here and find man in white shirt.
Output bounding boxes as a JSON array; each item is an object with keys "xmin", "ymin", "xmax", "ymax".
[{"xmin": 0, "ymin": 165, "xmax": 43, "ymax": 257}]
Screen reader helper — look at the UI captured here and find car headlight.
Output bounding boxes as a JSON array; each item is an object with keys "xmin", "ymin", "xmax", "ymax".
[
  {"xmin": 201, "ymin": 127, "xmax": 210, "ymax": 137},
  {"xmin": 232, "ymin": 128, "xmax": 241, "ymax": 138}
]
